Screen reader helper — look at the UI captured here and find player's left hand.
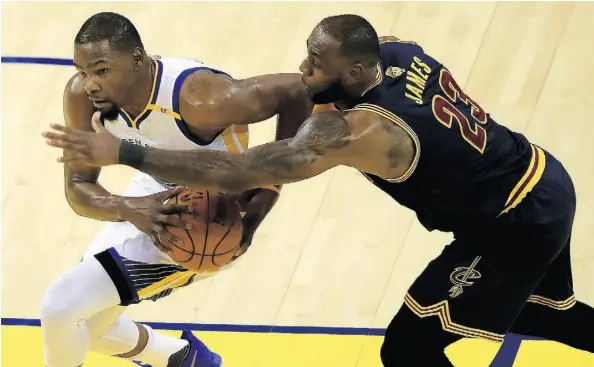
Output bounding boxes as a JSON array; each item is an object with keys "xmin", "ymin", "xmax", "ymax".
[
  {"xmin": 42, "ymin": 111, "xmax": 121, "ymax": 167},
  {"xmin": 230, "ymin": 188, "xmax": 279, "ymax": 260}
]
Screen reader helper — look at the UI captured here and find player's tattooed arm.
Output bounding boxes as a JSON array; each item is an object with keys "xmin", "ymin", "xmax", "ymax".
[
  {"xmin": 126, "ymin": 111, "xmax": 354, "ymax": 193},
  {"xmin": 180, "ymin": 72, "xmax": 314, "ymax": 140},
  {"xmin": 43, "ymin": 109, "xmax": 414, "ymax": 192}
]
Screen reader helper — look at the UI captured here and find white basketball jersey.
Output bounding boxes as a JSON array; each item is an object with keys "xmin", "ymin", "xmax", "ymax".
[{"xmin": 104, "ymin": 55, "xmax": 249, "ymax": 186}]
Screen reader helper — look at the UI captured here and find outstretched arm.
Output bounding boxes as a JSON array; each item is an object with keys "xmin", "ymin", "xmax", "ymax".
[
  {"xmin": 42, "ymin": 109, "xmax": 411, "ymax": 193},
  {"xmin": 43, "ymin": 110, "xmax": 360, "ymax": 192},
  {"xmin": 122, "ymin": 111, "xmax": 354, "ymax": 193}
]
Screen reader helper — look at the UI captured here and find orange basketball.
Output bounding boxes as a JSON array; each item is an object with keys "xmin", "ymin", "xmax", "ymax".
[{"xmin": 165, "ymin": 188, "xmax": 243, "ymax": 272}]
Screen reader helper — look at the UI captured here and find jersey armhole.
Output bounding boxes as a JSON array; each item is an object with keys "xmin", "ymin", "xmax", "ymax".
[
  {"xmin": 171, "ymin": 67, "xmax": 232, "ymax": 146},
  {"xmin": 347, "ymin": 103, "xmax": 421, "ymax": 183}
]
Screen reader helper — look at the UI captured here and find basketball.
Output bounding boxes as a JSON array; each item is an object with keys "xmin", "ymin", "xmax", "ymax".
[{"xmin": 164, "ymin": 188, "xmax": 244, "ymax": 272}]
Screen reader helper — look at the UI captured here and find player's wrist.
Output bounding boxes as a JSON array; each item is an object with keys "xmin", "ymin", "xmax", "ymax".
[
  {"xmin": 115, "ymin": 196, "xmax": 140, "ymax": 222},
  {"xmin": 118, "ymin": 140, "xmax": 147, "ymax": 169}
]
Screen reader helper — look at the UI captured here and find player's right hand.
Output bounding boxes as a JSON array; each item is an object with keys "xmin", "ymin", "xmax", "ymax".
[{"xmin": 119, "ymin": 186, "xmax": 194, "ymax": 253}]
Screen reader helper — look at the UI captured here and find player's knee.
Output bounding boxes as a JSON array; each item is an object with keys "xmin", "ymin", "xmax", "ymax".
[
  {"xmin": 42, "ymin": 257, "xmax": 121, "ymax": 328},
  {"xmin": 41, "ymin": 275, "xmax": 81, "ymax": 326}
]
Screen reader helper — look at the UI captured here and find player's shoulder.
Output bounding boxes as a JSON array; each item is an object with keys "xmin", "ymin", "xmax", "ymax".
[
  {"xmin": 379, "ymin": 36, "xmax": 422, "ymax": 48},
  {"xmin": 63, "ymin": 72, "xmax": 94, "ymax": 111},
  {"xmin": 156, "ymin": 54, "xmax": 234, "ymax": 95},
  {"xmin": 62, "ymin": 72, "xmax": 95, "ymax": 128},
  {"xmin": 174, "ymin": 60, "xmax": 238, "ymax": 129},
  {"xmin": 64, "ymin": 72, "xmax": 87, "ymax": 99},
  {"xmin": 329, "ymin": 102, "xmax": 384, "ymax": 130},
  {"xmin": 178, "ymin": 65, "xmax": 235, "ymax": 106},
  {"xmin": 379, "ymin": 37, "xmax": 424, "ymax": 58},
  {"xmin": 377, "ymin": 37, "xmax": 441, "ymax": 72},
  {"xmin": 320, "ymin": 107, "xmax": 384, "ymax": 138}
]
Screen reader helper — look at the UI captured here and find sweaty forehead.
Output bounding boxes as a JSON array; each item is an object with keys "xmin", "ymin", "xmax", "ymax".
[
  {"xmin": 307, "ymin": 27, "xmax": 339, "ymax": 56},
  {"xmin": 73, "ymin": 40, "xmax": 115, "ymax": 65}
]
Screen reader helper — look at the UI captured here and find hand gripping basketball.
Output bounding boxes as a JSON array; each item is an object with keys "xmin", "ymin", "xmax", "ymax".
[{"xmin": 119, "ymin": 186, "xmax": 195, "ymax": 254}]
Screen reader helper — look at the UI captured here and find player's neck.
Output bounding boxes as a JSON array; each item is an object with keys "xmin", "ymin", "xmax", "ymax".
[
  {"xmin": 357, "ymin": 65, "xmax": 379, "ymax": 97},
  {"xmin": 121, "ymin": 59, "xmax": 156, "ymax": 119},
  {"xmin": 335, "ymin": 67, "xmax": 378, "ymax": 108}
]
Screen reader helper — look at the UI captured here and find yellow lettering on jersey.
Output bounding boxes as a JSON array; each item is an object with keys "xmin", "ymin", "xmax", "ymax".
[
  {"xmin": 406, "ymin": 71, "xmax": 427, "ymax": 89},
  {"xmin": 405, "ymin": 56, "xmax": 432, "ymax": 105},
  {"xmin": 405, "ymin": 85, "xmax": 424, "ymax": 104},
  {"xmin": 413, "ymin": 56, "xmax": 432, "ymax": 74},
  {"xmin": 410, "ymin": 64, "xmax": 429, "ymax": 82}
]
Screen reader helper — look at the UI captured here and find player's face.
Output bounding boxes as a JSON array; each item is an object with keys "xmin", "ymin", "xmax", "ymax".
[
  {"xmin": 73, "ymin": 40, "xmax": 136, "ymax": 121},
  {"xmin": 300, "ymin": 31, "xmax": 354, "ymax": 105}
]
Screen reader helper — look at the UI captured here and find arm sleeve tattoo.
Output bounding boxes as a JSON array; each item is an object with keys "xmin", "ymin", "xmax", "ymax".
[{"xmin": 124, "ymin": 112, "xmax": 353, "ymax": 193}]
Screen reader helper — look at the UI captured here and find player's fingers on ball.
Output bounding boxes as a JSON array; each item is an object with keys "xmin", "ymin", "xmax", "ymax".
[
  {"xmin": 153, "ymin": 224, "xmax": 179, "ymax": 243},
  {"xmin": 169, "ymin": 186, "xmax": 188, "ymax": 196},
  {"xmin": 149, "ymin": 234, "xmax": 162, "ymax": 248},
  {"xmin": 161, "ymin": 186, "xmax": 186, "ymax": 201},
  {"xmin": 160, "ymin": 203, "xmax": 193, "ymax": 215},
  {"xmin": 163, "ymin": 214, "xmax": 192, "ymax": 230},
  {"xmin": 153, "ymin": 224, "xmax": 166, "ymax": 235},
  {"xmin": 163, "ymin": 228, "xmax": 184, "ymax": 245},
  {"xmin": 156, "ymin": 233, "xmax": 174, "ymax": 249},
  {"xmin": 153, "ymin": 237, "xmax": 172, "ymax": 255},
  {"xmin": 155, "ymin": 186, "xmax": 183, "ymax": 203}
]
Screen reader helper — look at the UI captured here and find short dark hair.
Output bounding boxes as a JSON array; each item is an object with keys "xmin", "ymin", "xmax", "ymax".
[
  {"xmin": 317, "ymin": 14, "xmax": 379, "ymax": 65},
  {"xmin": 75, "ymin": 12, "xmax": 143, "ymax": 52}
]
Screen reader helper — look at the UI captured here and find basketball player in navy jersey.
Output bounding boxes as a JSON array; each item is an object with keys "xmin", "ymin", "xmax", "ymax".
[{"xmin": 44, "ymin": 14, "xmax": 593, "ymax": 366}]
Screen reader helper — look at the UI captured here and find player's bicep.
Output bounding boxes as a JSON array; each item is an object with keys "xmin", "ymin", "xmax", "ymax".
[
  {"xmin": 356, "ymin": 111, "xmax": 418, "ymax": 181},
  {"xmin": 180, "ymin": 72, "xmax": 308, "ymax": 130}
]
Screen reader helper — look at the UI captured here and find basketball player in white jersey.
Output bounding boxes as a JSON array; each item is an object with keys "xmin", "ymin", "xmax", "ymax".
[{"xmin": 40, "ymin": 12, "xmax": 313, "ymax": 367}]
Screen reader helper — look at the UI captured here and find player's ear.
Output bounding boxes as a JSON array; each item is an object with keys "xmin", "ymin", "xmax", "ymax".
[
  {"xmin": 347, "ymin": 63, "xmax": 364, "ymax": 85},
  {"xmin": 131, "ymin": 48, "xmax": 144, "ymax": 70}
]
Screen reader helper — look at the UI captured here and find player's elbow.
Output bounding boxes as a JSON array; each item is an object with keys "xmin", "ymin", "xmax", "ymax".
[
  {"xmin": 64, "ymin": 181, "xmax": 87, "ymax": 214},
  {"xmin": 64, "ymin": 176, "xmax": 98, "ymax": 216}
]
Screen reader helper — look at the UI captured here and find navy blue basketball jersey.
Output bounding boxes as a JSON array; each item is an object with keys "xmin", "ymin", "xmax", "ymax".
[{"xmin": 342, "ymin": 40, "xmax": 543, "ymax": 233}]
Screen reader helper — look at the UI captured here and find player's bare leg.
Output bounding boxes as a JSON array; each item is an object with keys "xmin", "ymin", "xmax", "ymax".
[{"xmin": 41, "ymin": 256, "xmax": 222, "ymax": 367}]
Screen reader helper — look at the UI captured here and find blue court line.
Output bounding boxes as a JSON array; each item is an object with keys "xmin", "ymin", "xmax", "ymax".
[
  {"xmin": 1, "ymin": 56, "xmax": 73, "ymax": 66},
  {"xmin": 1, "ymin": 317, "xmax": 386, "ymax": 336},
  {"xmin": 1, "ymin": 316, "xmax": 529, "ymax": 367}
]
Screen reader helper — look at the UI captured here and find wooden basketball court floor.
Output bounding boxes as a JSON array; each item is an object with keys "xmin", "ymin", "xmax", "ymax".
[{"xmin": 2, "ymin": 1, "xmax": 594, "ymax": 366}]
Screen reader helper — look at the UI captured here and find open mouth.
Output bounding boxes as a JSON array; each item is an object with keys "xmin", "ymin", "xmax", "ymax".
[{"xmin": 90, "ymin": 99, "xmax": 109, "ymax": 108}]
